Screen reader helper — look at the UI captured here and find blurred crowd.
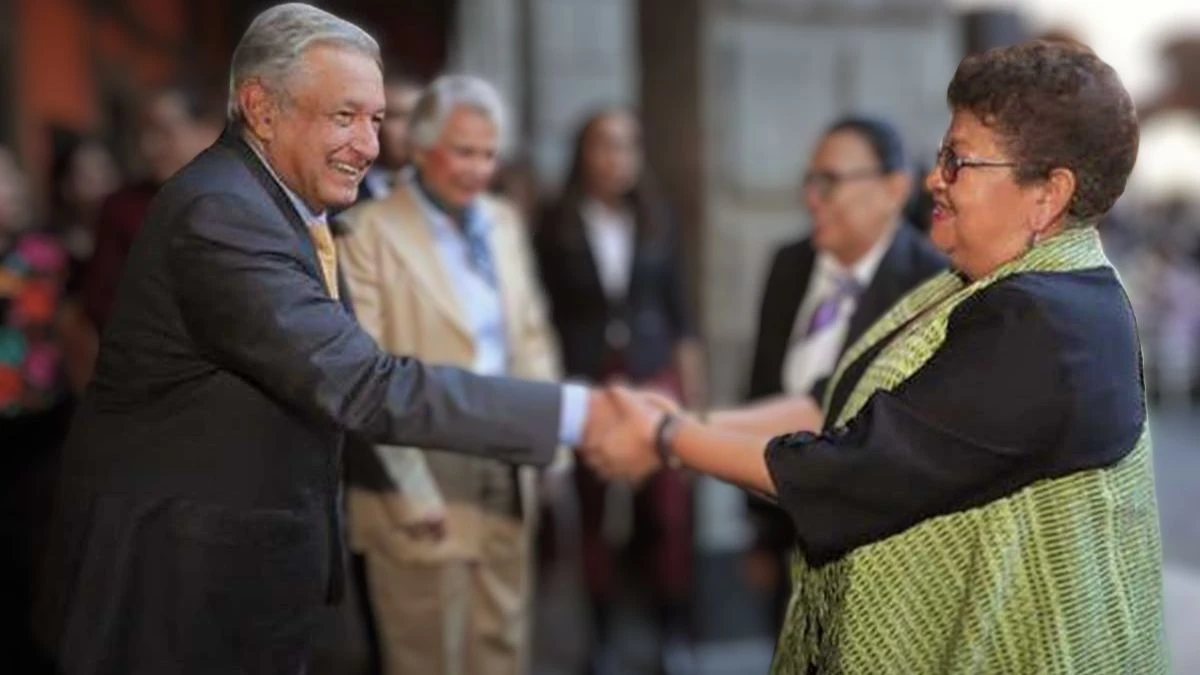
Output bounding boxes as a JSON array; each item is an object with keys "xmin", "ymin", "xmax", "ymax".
[{"xmin": 2, "ymin": 37, "xmax": 1198, "ymax": 675}]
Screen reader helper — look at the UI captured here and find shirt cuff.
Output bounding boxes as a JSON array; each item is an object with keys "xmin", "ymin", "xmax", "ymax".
[{"xmin": 558, "ymin": 383, "xmax": 590, "ymax": 447}]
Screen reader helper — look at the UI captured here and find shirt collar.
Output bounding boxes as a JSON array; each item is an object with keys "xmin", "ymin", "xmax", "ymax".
[
  {"xmin": 407, "ymin": 171, "xmax": 490, "ymax": 242},
  {"xmin": 581, "ymin": 197, "xmax": 633, "ymax": 225},
  {"xmin": 242, "ymin": 133, "xmax": 327, "ymax": 226},
  {"xmin": 816, "ymin": 222, "xmax": 897, "ymax": 288}
]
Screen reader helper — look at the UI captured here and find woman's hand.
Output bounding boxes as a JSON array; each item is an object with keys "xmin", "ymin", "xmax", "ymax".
[{"xmin": 580, "ymin": 386, "xmax": 665, "ymax": 483}]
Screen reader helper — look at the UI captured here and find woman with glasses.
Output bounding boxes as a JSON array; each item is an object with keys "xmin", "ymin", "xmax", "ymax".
[
  {"xmin": 742, "ymin": 116, "xmax": 945, "ymax": 635},
  {"xmin": 589, "ymin": 40, "xmax": 1165, "ymax": 674}
]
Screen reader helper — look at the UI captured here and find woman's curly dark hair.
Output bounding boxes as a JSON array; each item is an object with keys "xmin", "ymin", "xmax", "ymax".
[{"xmin": 947, "ymin": 40, "xmax": 1139, "ymax": 223}]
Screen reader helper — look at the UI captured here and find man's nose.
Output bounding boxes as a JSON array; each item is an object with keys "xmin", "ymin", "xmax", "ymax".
[{"xmin": 351, "ymin": 118, "xmax": 379, "ymax": 163}]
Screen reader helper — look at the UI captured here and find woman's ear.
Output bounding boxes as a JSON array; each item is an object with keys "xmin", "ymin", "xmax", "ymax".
[{"xmin": 1035, "ymin": 167, "xmax": 1078, "ymax": 231}]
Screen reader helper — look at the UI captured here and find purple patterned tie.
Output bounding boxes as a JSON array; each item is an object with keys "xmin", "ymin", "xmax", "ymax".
[{"xmin": 805, "ymin": 274, "xmax": 862, "ymax": 337}]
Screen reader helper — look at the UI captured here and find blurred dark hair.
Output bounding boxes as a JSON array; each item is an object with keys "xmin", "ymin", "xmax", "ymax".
[
  {"xmin": 490, "ymin": 154, "xmax": 538, "ymax": 192},
  {"xmin": 48, "ymin": 127, "xmax": 100, "ymax": 214},
  {"xmin": 149, "ymin": 83, "xmax": 222, "ymax": 124},
  {"xmin": 825, "ymin": 115, "xmax": 908, "ymax": 173},
  {"xmin": 554, "ymin": 105, "xmax": 668, "ymax": 239},
  {"xmin": 947, "ymin": 39, "xmax": 1139, "ymax": 223},
  {"xmin": 384, "ymin": 67, "xmax": 423, "ymax": 91}
]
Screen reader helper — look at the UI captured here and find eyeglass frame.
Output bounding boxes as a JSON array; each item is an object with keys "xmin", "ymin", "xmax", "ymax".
[
  {"xmin": 935, "ymin": 144, "xmax": 1018, "ymax": 184},
  {"xmin": 800, "ymin": 168, "xmax": 886, "ymax": 199}
]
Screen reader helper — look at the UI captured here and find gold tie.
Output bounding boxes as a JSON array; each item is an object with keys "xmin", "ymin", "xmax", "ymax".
[{"xmin": 309, "ymin": 220, "xmax": 340, "ymax": 300}]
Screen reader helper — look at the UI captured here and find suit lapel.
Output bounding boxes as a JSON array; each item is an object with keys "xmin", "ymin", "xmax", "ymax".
[
  {"xmin": 488, "ymin": 207, "xmax": 524, "ymax": 350},
  {"xmin": 844, "ymin": 224, "xmax": 914, "ymax": 354},
  {"xmin": 782, "ymin": 242, "xmax": 817, "ymax": 345},
  {"xmin": 379, "ymin": 187, "xmax": 473, "ymax": 341},
  {"xmin": 218, "ymin": 127, "xmax": 328, "ymax": 290},
  {"xmin": 564, "ymin": 204, "xmax": 611, "ymax": 307}
]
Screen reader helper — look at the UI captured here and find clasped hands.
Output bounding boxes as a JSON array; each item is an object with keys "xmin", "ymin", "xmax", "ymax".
[{"xmin": 579, "ymin": 386, "xmax": 685, "ymax": 484}]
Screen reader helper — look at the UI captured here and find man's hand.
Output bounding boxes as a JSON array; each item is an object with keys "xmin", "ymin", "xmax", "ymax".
[
  {"xmin": 581, "ymin": 387, "xmax": 618, "ymax": 451},
  {"xmin": 635, "ymin": 388, "xmax": 682, "ymax": 416},
  {"xmin": 580, "ymin": 386, "xmax": 664, "ymax": 483}
]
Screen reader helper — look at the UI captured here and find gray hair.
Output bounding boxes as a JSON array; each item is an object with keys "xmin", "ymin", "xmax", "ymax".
[
  {"xmin": 409, "ymin": 75, "xmax": 506, "ymax": 149},
  {"xmin": 227, "ymin": 3, "xmax": 381, "ymax": 120}
]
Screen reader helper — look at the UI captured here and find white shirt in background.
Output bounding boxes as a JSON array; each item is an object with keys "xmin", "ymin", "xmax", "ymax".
[
  {"xmin": 580, "ymin": 199, "xmax": 636, "ymax": 301},
  {"xmin": 781, "ymin": 225, "xmax": 897, "ymax": 396}
]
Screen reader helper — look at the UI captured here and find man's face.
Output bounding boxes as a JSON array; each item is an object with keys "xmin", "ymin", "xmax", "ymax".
[
  {"xmin": 250, "ymin": 44, "xmax": 385, "ymax": 212},
  {"xmin": 378, "ymin": 83, "xmax": 421, "ymax": 169},
  {"xmin": 413, "ymin": 106, "xmax": 499, "ymax": 211}
]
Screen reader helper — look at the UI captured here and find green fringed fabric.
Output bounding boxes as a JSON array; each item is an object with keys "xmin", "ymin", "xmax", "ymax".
[{"xmin": 771, "ymin": 228, "xmax": 1166, "ymax": 674}]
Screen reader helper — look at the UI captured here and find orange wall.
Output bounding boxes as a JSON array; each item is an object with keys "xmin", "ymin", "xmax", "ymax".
[
  {"xmin": 19, "ymin": 0, "xmax": 96, "ymax": 134},
  {"xmin": 13, "ymin": 0, "xmax": 220, "ymax": 197}
]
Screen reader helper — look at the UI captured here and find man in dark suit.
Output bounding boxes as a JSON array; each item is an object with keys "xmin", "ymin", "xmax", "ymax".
[
  {"xmin": 32, "ymin": 6, "xmax": 624, "ymax": 674},
  {"xmin": 741, "ymin": 117, "xmax": 947, "ymax": 633}
]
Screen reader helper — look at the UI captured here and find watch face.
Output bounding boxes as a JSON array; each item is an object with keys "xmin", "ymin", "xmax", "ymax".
[{"xmin": 656, "ymin": 413, "xmax": 681, "ymax": 462}]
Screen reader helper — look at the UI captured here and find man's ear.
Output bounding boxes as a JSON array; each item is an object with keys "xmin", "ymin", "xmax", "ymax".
[{"xmin": 238, "ymin": 80, "xmax": 279, "ymax": 143}]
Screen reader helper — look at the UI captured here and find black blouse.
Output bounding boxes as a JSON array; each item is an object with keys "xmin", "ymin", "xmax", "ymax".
[{"xmin": 765, "ymin": 267, "xmax": 1146, "ymax": 566}]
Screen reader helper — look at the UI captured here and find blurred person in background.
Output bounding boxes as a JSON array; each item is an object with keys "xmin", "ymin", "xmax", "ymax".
[
  {"xmin": 1143, "ymin": 196, "xmax": 1200, "ymax": 406},
  {"xmin": 490, "ymin": 154, "xmax": 541, "ymax": 228},
  {"xmin": 742, "ymin": 116, "xmax": 945, "ymax": 635},
  {"xmin": 46, "ymin": 129, "xmax": 121, "ymax": 291},
  {"xmin": 588, "ymin": 39, "xmax": 1165, "ymax": 674},
  {"xmin": 0, "ymin": 145, "xmax": 75, "ymax": 674},
  {"xmin": 535, "ymin": 107, "xmax": 704, "ymax": 675},
  {"xmin": 350, "ymin": 72, "xmax": 423, "ymax": 207},
  {"xmin": 337, "ymin": 74, "xmax": 568, "ymax": 675},
  {"xmin": 82, "ymin": 85, "xmax": 221, "ymax": 334}
]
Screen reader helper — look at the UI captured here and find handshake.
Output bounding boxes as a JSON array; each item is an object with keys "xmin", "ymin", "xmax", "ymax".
[{"xmin": 577, "ymin": 386, "xmax": 690, "ymax": 484}]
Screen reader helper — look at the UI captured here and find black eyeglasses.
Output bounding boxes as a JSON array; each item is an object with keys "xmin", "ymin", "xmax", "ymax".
[
  {"xmin": 936, "ymin": 145, "xmax": 1017, "ymax": 184},
  {"xmin": 801, "ymin": 168, "xmax": 884, "ymax": 199}
]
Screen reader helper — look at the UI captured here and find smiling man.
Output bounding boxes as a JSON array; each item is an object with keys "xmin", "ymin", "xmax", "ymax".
[{"xmin": 32, "ymin": 5, "xmax": 620, "ymax": 675}]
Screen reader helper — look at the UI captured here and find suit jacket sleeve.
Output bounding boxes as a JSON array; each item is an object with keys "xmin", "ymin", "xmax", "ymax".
[{"xmin": 167, "ymin": 193, "xmax": 562, "ymax": 466}]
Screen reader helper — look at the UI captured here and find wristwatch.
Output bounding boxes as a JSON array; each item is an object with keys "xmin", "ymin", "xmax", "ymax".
[{"xmin": 654, "ymin": 412, "xmax": 683, "ymax": 469}]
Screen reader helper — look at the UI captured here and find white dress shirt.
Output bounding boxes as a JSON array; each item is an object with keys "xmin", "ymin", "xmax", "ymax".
[
  {"xmin": 407, "ymin": 178, "xmax": 509, "ymax": 377},
  {"xmin": 580, "ymin": 199, "xmax": 636, "ymax": 300},
  {"xmin": 780, "ymin": 226, "xmax": 897, "ymax": 397}
]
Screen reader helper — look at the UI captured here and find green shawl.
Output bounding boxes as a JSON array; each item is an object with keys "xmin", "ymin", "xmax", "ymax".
[{"xmin": 771, "ymin": 227, "xmax": 1166, "ymax": 674}]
